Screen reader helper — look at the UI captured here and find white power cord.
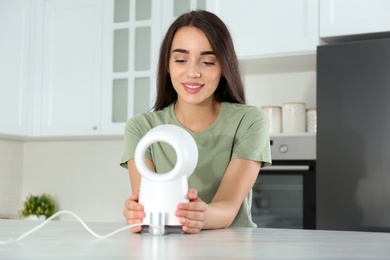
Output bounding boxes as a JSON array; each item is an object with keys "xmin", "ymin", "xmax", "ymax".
[{"xmin": 0, "ymin": 210, "xmax": 145, "ymax": 245}]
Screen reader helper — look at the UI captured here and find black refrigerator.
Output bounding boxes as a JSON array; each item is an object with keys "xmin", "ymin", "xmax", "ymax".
[{"xmin": 317, "ymin": 37, "xmax": 390, "ymax": 232}]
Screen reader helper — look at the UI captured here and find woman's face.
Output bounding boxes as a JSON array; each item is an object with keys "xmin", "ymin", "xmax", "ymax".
[{"xmin": 169, "ymin": 26, "xmax": 222, "ymax": 106}]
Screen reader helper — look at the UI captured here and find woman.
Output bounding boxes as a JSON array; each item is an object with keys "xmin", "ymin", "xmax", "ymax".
[{"xmin": 121, "ymin": 10, "xmax": 271, "ymax": 234}]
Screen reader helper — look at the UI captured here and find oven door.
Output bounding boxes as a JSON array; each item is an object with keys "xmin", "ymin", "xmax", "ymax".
[{"xmin": 251, "ymin": 160, "xmax": 316, "ymax": 229}]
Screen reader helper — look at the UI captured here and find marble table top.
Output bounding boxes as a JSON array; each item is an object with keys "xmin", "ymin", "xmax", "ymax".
[{"xmin": 1, "ymin": 219, "xmax": 390, "ymax": 259}]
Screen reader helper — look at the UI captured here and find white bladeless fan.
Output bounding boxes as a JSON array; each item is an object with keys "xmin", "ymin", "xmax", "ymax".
[{"xmin": 134, "ymin": 124, "xmax": 198, "ymax": 235}]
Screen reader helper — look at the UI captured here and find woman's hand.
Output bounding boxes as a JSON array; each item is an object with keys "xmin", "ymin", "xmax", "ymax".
[
  {"xmin": 175, "ymin": 188, "xmax": 208, "ymax": 234},
  {"xmin": 123, "ymin": 192, "xmax": 145, "ymax": 233}
]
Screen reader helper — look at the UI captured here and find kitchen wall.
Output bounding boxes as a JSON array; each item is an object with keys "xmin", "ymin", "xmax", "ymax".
[
  {"xmin": 1, "ymin": 137, "xmax": 131, "ymax": 223},
  {"xmin": 244, "ymin": 71, "xmax": 317, "ymax": 109},
  {"xmin": 0, "ymin": 139, "xmax": 23, "ymax": 219},
  {"xmin": 241, "ymin": 53, "xmax": 317, "ymax": 110}
]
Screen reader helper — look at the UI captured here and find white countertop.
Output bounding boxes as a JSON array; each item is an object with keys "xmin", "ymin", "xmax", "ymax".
[{"xmin": 1, "ymin": 219, "xmax": 390, "ymax": 259}]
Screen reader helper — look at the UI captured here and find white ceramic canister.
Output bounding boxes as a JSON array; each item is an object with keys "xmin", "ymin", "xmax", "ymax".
[
  {"xmin": 306, "ymin": 109, "xmax": 317, "ymax": 133},
  {"xmin": 282, "ymin": 102, "xmax": 306, "ymax": 133},
  {"xmin": 261, "ymin": 106, "xmax": 282, "ymax": 133}
]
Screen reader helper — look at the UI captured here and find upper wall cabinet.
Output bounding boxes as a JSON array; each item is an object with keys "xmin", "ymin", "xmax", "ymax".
[
  {"xmin": 320, "ymin": 0, "xmax": 390, "ymax": 39},
  {"xmin": 100, "ymin": 0, "xmax": 162, "ymax": 135},
  {"xmin": 39, "ymin": 0, "xmax": 103, "ymax": 136},
  {"xmin": 160, "ymin": 0, "xmax": 208, "ymax": 36},
  {"xmin": 102, "ymin": 0, "xmax": 207, "ymax": 135},
  {"xmin": 39, "ymin": 0, "xmax": 163, "ymax": 136},
  {"xmin": 0, "ymin": 0, "xmax": 320, "ymax": 137},
  {"xmin": 209, "ymin": 0, "xmax": 319, "ymax": 59},
  {"xmin": 0, "ymin": 0, "xmax": 30, "ymax": 136}
]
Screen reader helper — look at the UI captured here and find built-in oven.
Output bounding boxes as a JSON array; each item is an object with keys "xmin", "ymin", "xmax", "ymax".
[{"xmin": 251, "ymin": 134, "xmax": 316, "ymax": 229}]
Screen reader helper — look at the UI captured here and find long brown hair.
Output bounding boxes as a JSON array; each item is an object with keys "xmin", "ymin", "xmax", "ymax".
[{"xmin": 153, "ymin": 10, "xmax": 245, "ymax": 111}]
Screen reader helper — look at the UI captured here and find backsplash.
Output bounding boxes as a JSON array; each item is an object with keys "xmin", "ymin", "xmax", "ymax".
[
  {"xmin": 0, "ymin": 137, "xmax": 131, "ymax": 222},
  {"xmin": 0, "ymin": 139, "xmax": 23, "ymax": 219}
]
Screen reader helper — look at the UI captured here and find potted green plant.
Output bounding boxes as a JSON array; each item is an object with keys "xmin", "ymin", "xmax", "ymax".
[{"xmin": 21, "ymin": 193, "xmax": 57, "ymax": 220}]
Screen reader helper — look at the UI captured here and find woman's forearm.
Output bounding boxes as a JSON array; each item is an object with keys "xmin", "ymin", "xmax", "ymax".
[{"xmin": 203, "ymin": 201, "xmax": 239, "ymax": 229}]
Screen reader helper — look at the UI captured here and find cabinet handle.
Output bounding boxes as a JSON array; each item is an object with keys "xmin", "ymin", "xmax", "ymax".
[{"xmin": 93, "ymin": 126, "xmax": 98, "ymax": 130}]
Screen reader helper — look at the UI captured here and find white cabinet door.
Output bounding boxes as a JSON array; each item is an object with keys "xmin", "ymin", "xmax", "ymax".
[
  {"xmin": 160, "ymin": 0, "xmax": 209, "ymax": 36},
  {"xmin": 0, "ymin": 0, "xmax": 30, "ymax": 136},
  {"xmin": 320, "ymin": 0, "xmax": 390, "ymax": 38},
  {"xmin": 100, "ymin": 0, "xmax": 162, "ymax": 135},
  {"xmin": 40, "ymin": 0, "xmax": 102, "ymax": 136},
  {"xmin": 212, "ymin": 0, "xmax": 319, "ymax": 59}
]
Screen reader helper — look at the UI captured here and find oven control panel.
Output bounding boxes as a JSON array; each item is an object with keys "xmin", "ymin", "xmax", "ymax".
[{"xmin": 270, "ymin": 134, "xmax": 316, "ymax": 160}]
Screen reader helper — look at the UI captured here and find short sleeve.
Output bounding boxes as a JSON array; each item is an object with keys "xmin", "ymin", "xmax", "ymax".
[
  {"xmin": 120, "ymin": 116, "xmax": 152, "ymax": 169},
  {"xmin": 231, "ymin": 107, "xmax": 272, "ymax": 167}
]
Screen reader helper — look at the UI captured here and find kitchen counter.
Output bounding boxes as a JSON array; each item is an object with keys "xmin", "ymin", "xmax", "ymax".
[{"xmin": 1, "ymin": 219, "xmax": 390, "ymax": 259}]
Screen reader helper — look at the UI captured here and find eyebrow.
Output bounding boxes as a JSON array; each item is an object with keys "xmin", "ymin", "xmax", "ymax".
[{"xmin": 172, "ymin": 49, "xmax": 216, "ymax": 56}]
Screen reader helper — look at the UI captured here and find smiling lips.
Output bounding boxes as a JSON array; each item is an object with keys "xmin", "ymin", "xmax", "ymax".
[{"xmin": 183, "ymin": 83, "xmax": 203, "ymax": 93}]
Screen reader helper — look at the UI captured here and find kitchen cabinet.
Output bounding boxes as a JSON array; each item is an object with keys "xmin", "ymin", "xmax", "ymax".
[
  {"xmin": 320, "ymin": 0, "xmax": 390, "ymax": 40},
  {"xmin": 209, "ymin": 0, "xmax": 319, "ymax": 59},
  {"xmin": 160, "ymin": 0, "xmax": 208, "ymax": 34},
  {"xmin": 2, "ymin": 0, "xmax": 161, "ymax": 137},
  {"xmin": 0, "ymin": 0, "xmax": 30, "ymax": 136},
  {"xmin": 1, "ymin": 0, "xmax": 105, "ymax": 137},
  {"xmin": 100, "ymin": 0, "xmax": 163, "ymax": 135},
  {"xmin": 1, "ymin": 0, "xmax": 208, "ymax": 137},
  {"xmin": 39, "ymin": 0, "xmax": 165, "ymax": 136},
  {"xmin": 1, "ymin": 0, "xmax": 319, "ymax": 138},
  {"xmin": 39, "ymin": 0, "xmax": 103, "ymax": 136}
]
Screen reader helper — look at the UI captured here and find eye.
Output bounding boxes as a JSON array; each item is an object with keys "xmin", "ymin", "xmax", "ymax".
[
  {"xmin": 175, "ymin": 59, "xmax": 186, "ymax": 63},
  {"xmin": 202, "ymin": 61, "xmax": 215, "ymax": 66}
]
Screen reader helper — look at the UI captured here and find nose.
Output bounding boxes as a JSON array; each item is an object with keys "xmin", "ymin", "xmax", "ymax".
[{"xmin": 187, "ymin": 62, "xmax": 201, "ymax": 78}]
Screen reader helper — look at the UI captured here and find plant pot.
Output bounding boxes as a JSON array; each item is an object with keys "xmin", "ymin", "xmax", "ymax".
[{"xmin": 25, "ymin": 215, "xmax": 46, "ymax": 221}]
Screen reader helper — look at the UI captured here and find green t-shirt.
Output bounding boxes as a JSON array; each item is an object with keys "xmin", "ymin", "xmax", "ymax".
[{"xmin": 120, "ymin": 102, "xmax": 272, "ymax": 227}]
